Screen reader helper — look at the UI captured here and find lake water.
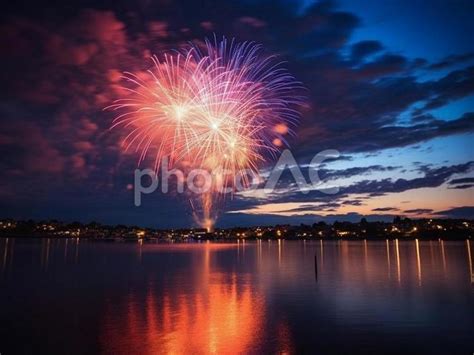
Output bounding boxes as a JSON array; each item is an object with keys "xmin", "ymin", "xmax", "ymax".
[{"xmin": 0, "ymin": 238, "xmax": 473, "ymax": 354}]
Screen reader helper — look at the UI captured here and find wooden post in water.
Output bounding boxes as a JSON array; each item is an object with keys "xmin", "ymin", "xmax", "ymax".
[{"xmin": 314, "ymin": 253, "xmax": 318, "ymax": 282}]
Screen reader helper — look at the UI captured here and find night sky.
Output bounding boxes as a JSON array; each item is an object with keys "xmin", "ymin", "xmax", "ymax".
[{"xmin": 1, "ymin": 0, "xmax": 473, "ymax": 227}]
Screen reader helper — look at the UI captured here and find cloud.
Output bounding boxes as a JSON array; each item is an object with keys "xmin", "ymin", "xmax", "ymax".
[
  {"xmin": 200, "ymin": 21, "xmax": 213, "ymax": 31},
  {"xmin": 372, "ymin": 207, "xmax": 399, "ymax": 212},
  {"xmin": 420, "ymin": 66, "xmax": 474, "ymax": 111},
  {"xmin": 445, "ymin": 171, "xmax": 474, "ymax": 190},
  {"xmin": 320, "ymin": 165, "xmax": 400, "ymax": 181},
  {"xmin": 428, "ymin": 52, "xmax": 474, "ymax": 70},
  {"xmin": 0, "ymin": 121, "xmax": 64, "ymax": 175},
  {"xmin": 238, "ymin": 17, "xmax": 266, "ymax": 28},
  {"xmin": 350, "ymin": 40, "xmax": 383, "ymax": 61},
  {"xmin": 299, "ymin": 111, "xmax": 474, "ymax": 155},
  {"xmin": 340, "ymin": 161, "xmax": 474, "ymax": 194},
  {"xmin": 448, "ymin": 184, "xmax": 474, "ymax": 190},
  {"xmin": 356, "ymin": 54, "xmax": 408, "ymax": 78},
  {"xmin": 228, "ymin": 160, "xmax": 474, "ymax": 216},
  {"xmin": 436, "ymin": 206, "xmax": 474, "ymax": 219},
  {"xmin": 341, "ymin": 199, "xmax": 364, "ymax": 206},
  {"xmin": 448, "ymin": 177, "xmax": 474, "ymax": 185},
  {"xmin": 279, "ymin": 202, "xmax": 341, "ymax": 213},
  {"xmin": 404, "ymin": 208, "xmax": 434, "ymax": 214}
]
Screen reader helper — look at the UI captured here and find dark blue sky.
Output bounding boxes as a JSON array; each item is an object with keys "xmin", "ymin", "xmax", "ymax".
[
  {"xmin": 0, "ymin": 0, "xmax": 473, "ymax": 227},
  {"xmin": 339, "ymin": 0, "xmax": 474, "ymax": 59}
]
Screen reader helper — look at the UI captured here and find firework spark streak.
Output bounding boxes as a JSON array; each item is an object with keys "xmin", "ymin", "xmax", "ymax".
[{"xmin": 107, "ymin": 37, "xmax": 304, "ymax": 230}]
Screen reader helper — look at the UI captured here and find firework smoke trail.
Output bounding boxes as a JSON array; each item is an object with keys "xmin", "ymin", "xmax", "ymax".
[{"xmin": 107, "ymin": 37, "xmax": 304, "ymax": 230}]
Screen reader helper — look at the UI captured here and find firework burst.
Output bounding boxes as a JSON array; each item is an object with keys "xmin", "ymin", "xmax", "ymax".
[{"xmin": 107, "ymin": 37, "xmax": 304, "ymax": 230}]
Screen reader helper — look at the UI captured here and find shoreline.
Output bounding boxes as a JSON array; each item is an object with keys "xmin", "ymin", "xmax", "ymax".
[{"xmin": 0, "ymin": 235, "xmax": 471, "ymax": 241}]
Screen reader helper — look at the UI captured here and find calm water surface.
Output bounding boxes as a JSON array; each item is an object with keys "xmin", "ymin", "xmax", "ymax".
[{"xmin": 0, "ymin": 238, "xmax": 473, "ymax": 354}]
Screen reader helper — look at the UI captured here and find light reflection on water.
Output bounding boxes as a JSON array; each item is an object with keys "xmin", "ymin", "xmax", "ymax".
[
  {"xmin": 0, "ymin": 239, "xmax": 473, "ymax": 354},
  {"xmin": 101, "ymin": 245, "xmax": 266, "ymax": 354}
]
